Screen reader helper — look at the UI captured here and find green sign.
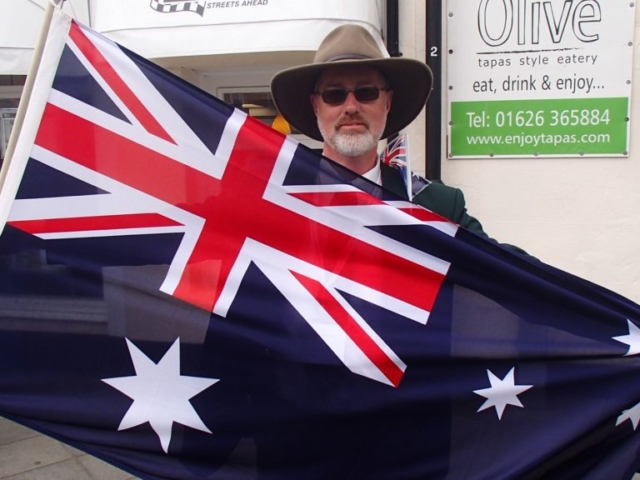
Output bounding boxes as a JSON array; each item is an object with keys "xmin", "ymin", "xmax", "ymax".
[{"xmin": 450, "ymin": 98, "xmax": 629, "ymax": 157}]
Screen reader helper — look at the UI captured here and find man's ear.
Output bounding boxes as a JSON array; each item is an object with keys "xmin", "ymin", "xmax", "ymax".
[
  {"xmin": 310, "ymin": 94, "xmax": 319, "ymax": 115},
  {"xmin": 385, "ymin": 90, "xmax": 393, "ymax": 113}
]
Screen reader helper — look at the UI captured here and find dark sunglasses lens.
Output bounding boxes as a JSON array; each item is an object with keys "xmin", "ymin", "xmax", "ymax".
[
  {"xmin": 321, "ymin": 89, "xmax": 348, "ymax": 104},
  {"xmin": 320, "ymin": 87, "xmax": 382, "ymax": 104},
  {"xmin": 354, "ymin": 87, "xmax": 380, "ymax": 102}
]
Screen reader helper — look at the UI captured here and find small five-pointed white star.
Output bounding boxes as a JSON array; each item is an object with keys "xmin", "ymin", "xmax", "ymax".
[
  {"xmin": 102, "ymin": 338, "xmax": 219, "ymax": 453},
  {"xmin": 473, "ymin": 367, "xmax": 533, "ymax": 420},
  {"xmin": 616, "ymin": 402, "xmax": 640, "ymax": 430},
  {"xmin": 612, "ymin": 320, "xmax": 640, "ymax": 356}
]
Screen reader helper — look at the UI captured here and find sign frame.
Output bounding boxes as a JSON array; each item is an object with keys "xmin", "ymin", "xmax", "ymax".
[{"xmin": 446, "ymin": 0, "xmax": 636, "ymax": 159}]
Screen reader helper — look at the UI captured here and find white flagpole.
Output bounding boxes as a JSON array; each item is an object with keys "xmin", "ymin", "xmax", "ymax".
[
  {"xmin": 0, "ymin": 0, "xmax": 63, "ymax": 193},
  {"xmin": 403, "ymin": 134, "xmax": 412, "ymax": 200}
]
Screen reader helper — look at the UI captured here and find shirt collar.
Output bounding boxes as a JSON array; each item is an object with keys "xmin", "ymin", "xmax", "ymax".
[{"xmin": 361, "ymin": 160, "xmax": 381, "ymax": 185}]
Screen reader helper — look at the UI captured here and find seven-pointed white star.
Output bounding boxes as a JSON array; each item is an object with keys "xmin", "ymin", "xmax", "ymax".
[
  {"xmin": 612, "ymin": 320, "xmax": 640, "ymax": 356},
  {"xmin": 102, "ymin": 338, "xmax": 219, "ymax": 453},
  {"xmin": 473, "ymin": 367, "xmax": 533, "ymax": 420},
  {"xmin": 616, "ymin": 401, "xmax": 640, "ymax": 430}
]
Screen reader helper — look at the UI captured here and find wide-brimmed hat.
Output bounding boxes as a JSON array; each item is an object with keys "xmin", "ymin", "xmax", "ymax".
[{"xmin": 270, "ymin": 24, "xmax": 434, "ymax": 141}]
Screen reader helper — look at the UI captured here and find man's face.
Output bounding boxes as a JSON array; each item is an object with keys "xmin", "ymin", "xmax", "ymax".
[{"xmin": 311, "ymin": 65, "xmax": 392, "ymax": 159}]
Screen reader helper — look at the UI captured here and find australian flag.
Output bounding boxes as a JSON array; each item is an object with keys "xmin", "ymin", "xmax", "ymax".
[{"xmin": 2, "ymin": 8, "xmax": 640, "ymax": 480}]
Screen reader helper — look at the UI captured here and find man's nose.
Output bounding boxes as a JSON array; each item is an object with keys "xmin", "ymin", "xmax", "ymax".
[{"xmin": 342, "ymin": 91, "xmax": 361, "ymax": 111}]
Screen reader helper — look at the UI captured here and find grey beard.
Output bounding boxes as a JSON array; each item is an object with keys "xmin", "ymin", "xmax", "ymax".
[
  {"xmin": 328, "ymin": 130, "xmax": 379, "ymax": 157},
  {"xmin": 319, "ymin": 122, "xmax": 385, "ymax": 158}
]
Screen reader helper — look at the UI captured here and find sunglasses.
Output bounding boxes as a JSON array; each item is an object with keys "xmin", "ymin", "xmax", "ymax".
[{"xmin": 315, "ymin": 86, "xmax": 389, "ymax": 105}]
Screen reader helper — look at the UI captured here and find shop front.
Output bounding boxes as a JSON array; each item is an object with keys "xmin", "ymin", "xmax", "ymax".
[{"xmin": 0, "ymin": 0, "xmax": 386, "ymax": 153}]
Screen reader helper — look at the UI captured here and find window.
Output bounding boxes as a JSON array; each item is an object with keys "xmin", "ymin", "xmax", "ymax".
[
  {"xmin": 0, "ymin": 76, "xmax": 23, "ymax": 163},
  {"xmin": 0, "ymin": 75, "xmax": 26, "ymax": 87},
  {"xmin": 0, "ymin": 109, "xmax": 17, "ymax": 162},
  {"xmin": 218, "ymin": 86, "xmax": 322, "ymax": 150},
  {"xmin": 220, "ymin": 87, "xmax": 300, "ymax": 135}
]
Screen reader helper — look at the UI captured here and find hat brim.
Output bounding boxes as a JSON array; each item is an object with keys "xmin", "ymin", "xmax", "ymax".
[{"xmin": 271, "ymin": 57, "xmax": 434, "ymax": 142}]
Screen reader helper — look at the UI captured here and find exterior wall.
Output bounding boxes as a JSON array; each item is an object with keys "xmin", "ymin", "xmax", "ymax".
[
  {"xmin": 400, "ymin": 1, "xmax": 640, "ymax": 304},
  {"xmin": 397, "ymin": 1, "xmax": 428, "ymax": 178}
]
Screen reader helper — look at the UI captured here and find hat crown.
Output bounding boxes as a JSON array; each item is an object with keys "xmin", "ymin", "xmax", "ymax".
[{"xmin": 314, "ymin": 25, "xmax": 387, "ymax": 65}]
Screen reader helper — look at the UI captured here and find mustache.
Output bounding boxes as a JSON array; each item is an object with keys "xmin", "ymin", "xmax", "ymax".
[{"xmin": 335, "ymin": 114, "xmax": 370, "ymax": 129}]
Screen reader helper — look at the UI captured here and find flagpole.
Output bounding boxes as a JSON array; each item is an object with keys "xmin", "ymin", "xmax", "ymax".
[
  {"xmin": 0, "ymin": 0, "xmax": 63, "ymax": 193},
  {"xmin": 403, "ymin": 134, "xmax": 412, "ymax": 199}
]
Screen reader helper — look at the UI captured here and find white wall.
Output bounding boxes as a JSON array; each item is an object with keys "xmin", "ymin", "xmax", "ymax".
[
  {"xmin": 397, "ymin": 1, "xmax": 428, "ymax": 178},
  {"xmin": 401, "ymin": 1, "xmax": 640, "ymax": 304}
]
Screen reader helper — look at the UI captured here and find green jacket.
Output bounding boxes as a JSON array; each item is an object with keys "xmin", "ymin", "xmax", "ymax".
[
  {"xmin": 380, "ymin": 163, "xmax": 488, "ymax": 237},
  {"xmin": 313, "ymin": 158, "xmax": 525, "ymax": 253},
  {"xmin": 380, "ymin": 163, "xmax": 528, "ymax": 255}
]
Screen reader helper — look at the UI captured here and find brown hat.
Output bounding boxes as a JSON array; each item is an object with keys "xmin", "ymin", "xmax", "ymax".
[{"xmin": 270, "ymin": 24, "xmax": 434, "ymax": 142}]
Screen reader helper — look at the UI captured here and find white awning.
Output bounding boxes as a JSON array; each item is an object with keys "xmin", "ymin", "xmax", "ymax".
[
  {"xmin": 0, "ymin": 0, "xmax": 384, "ymax": 75},
  {"xmin": 91, "ymin": 0, "xmax": 385, "ymax": 59},
  {"xmin": 0, "ymin": 0, "xmax": 89, "ymax": 75}
]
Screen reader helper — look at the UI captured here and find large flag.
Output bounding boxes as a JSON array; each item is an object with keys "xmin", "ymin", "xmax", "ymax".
[{"xmin": 2, "ymin": 7, "xmax": 640, "ymax": 480}]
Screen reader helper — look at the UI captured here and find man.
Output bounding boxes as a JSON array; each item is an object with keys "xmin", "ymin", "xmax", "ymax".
[{"xmin": 270, "ymin": 23, "xmax": 490, "ymax": 239}]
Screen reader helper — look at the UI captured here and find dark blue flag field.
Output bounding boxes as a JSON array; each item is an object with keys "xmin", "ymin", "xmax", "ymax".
[{"xmin": 1, "ymin": 8, "xmax": 640, "ymax": 480}]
